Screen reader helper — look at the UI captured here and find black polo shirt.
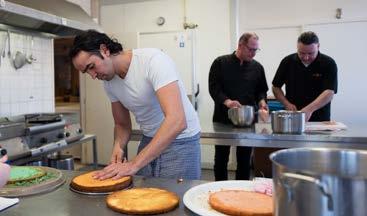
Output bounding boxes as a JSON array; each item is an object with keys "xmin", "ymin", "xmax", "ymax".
[
  {"xmin": 209, "ymin": 52, "xmax": 268, "ymax": 123},
  {"xmin": 272, "ymin": 52, "xmax": 338, "ymax": 121}
]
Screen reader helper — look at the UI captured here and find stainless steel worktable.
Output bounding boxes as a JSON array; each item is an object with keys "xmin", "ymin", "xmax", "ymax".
[
  {"xmin": 9, "ymin": 134, "xmax": 99, "ymax": 169},
  {"xmin": 132, "ymin": 122, "xmax": 367, "ymax": 149},
  {"xmin": 1, "ymin": 170, "xmax": 206, "ymax": 216}
]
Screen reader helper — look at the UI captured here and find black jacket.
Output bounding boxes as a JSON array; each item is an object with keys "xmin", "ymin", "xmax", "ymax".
[{"xmin": 209, "ymin": 52, "xmax": 268, "ymax": 123}]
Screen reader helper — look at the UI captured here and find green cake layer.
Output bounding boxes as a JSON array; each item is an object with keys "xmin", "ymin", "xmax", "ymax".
[
  {"xmin": 7, "ymin": 171, "xmax": 57, "ymax": 187},
  {"xmin": 8, "ymin": 166, "xmax": 46, "ymax": 183}
]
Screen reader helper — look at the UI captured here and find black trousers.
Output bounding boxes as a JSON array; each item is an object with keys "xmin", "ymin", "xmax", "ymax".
[{"xmin": 214, "ymin": 145, "xmax": 252, "ymax": 181}]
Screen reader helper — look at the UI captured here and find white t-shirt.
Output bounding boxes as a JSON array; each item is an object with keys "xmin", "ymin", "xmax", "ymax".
[{"xmin": 104, "ymin": 48, "xmax": 200, "ymax": 138}]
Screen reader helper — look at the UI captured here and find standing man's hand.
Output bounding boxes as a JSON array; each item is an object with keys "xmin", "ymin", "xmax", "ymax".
[
  {"xmin": 258, "ymin": 99, "xmax": 269, "ymax": 122},
  {"xmin": 300, "ymin": 89, "xmax": 335, "ymax": 122},
  {"xmin": 110, "ymin": 144, "xmax": 124, "ymax": 164},
  {"xmin": 224, "ymin": 99, "xmax": 242, "ymax": 108},
  {"xmin": 284, "ymin": 102, "xmax": 297, "ymax": 111},
  {"xmin": 258, "ymin": 100, "xmax": 268, "ymax": 111},
  {"xmin": 272, "ymin": 86, "xmax": 297, "ymax": 111},
  {"xmin": 300, "ymin": 107, "xmax": 313, "ymax": 122}
]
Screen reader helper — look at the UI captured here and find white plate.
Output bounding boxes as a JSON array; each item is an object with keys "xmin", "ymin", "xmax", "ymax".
[{"xmin": 183, "ymin": 180, "xmax": 255, "ymax": 216}]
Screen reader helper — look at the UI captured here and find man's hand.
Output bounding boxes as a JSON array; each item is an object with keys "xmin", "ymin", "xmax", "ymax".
[
  {"xmin": 258, "ymin": 108, "xmax": 269, "ymax": 123},
  {"xmin": 110, "ymin": 145, "xmax": 124, "ymax": 164},
  {"xmin": 92, "ymin": 158, "xmax": 137, "ymax": 180},
  {"xmin": 258, "ymin": 100, "xmax": 268, "ymax": 111},
  {"xmin": 284, "ymin": 102, "xmax": 297, "ymax": 111},
  {"xmin": 300, "ymin": 107, "xmax": 313, "ymax": 122},
  {"xmin": 224, "ymin": 99, "xmax": 242, "ymax": 108},
  {"xmin": 258, "ymin": 100, "xmax": 269, "ymax": 123},
  {"xmin": 299, "ymin": 89, "xmax": 334, "ymax": 122}
]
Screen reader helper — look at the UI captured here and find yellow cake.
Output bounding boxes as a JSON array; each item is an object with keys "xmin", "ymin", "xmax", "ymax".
[
  {"xmin": 209, "ymin": 190, "xmax": 273, "ymax": 216},
  {"xmin": 70, "ymin": 171, "xmax": 132, "ymax": 193},
  {"xmin": 106, "ymin": 187, "xmax": 179, "ymax": 215}
]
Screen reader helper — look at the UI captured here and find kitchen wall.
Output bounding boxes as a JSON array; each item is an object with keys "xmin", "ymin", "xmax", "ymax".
[
  {"xmin": 0, "ymin": 31, "xmax": 55, "ymax": 117},
  {"xmin": 239, "ymin": 0, "xmax": 367, "ymax": 125},
  {"xmin": 239, "ymin": 0, "xmax": 367, "ymax": 29}
]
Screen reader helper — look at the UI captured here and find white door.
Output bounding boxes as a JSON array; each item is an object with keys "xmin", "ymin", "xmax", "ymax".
[{"xmin": 138, "ymin": 30, "xmax": 198, "ymax": 107}]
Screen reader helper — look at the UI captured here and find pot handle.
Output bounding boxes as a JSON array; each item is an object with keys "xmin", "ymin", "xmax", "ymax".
[{"xmin": 280, "ymin": 172, "xmax": 333, "ymax": 211}]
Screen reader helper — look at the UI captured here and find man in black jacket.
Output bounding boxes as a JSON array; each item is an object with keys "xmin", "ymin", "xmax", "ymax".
[{"xmin": 209, "ymin": 32, "xmax": 269, "ymax": 180}]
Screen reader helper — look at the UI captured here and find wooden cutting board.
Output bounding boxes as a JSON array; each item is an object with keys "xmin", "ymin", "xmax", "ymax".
[{"xmin": 0, "ymin": 166, "xmax": 65, "ymax": 197}]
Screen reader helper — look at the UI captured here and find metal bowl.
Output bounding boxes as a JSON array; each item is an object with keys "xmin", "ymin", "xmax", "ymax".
[{"xmin": 228, "ymin": 105, "xmax": 255, "ymax": 127}]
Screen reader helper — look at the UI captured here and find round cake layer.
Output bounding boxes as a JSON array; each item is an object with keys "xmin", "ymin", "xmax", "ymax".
[
  {"xmin": 209, "ymin": 190, "xmax": 273, "ymax": 216},
  {"xmin": 8, "ymin": 166, "xmax": 46, "ymax": 183},
  {"xmin": 70, "ymin": 171, "xmax": 132, "ymax": 193},
  {"xmin": 106, "ymin": 187, "xmax": 179, "ymax": 215}
]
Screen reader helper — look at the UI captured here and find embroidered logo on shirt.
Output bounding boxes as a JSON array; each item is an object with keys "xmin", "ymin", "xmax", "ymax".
[{"xmin": 312, "ymin": 73, "xmax": 322, "ymax": 78}]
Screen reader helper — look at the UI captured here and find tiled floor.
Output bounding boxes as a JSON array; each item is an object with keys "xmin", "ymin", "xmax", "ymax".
[
  {"xmin": 55, "ymin": 102, "xmax": 80, "ymax": 113},
  {"xmin": 201, "ymin": 168, "xmax": 236, "ymax": 181}
]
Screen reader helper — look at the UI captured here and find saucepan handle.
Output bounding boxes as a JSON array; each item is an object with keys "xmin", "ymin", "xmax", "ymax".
[{"xmin": 280, "ymin": 172, "xmax": 333, "ymax": 211}]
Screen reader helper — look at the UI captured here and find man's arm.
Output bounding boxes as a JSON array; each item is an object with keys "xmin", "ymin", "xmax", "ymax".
[
  {"xmin": 272, "ymin": 86, "xmax": 297, "ymax": 111},
  {"xmin": 95, "ymin": 81, "xmax": 187, "ymax": 180},
  {"xmin": 208, "ymin": 59, "xmax": 227, "ymax": 104},
  {"xmin": 272, "ymin": 57, "xmax": 298, "ymax": 111},
  {"xmin": 92, "ymin": 102, "xmax": 132, "ymax": 179},
  {"xmin": 209, "ymin": 59, "xmax": 241, "ymax": 108},
  {"xmin": 110, "ymin": 102, "xmax": 132, "ymax": 163},
  {"xmin": 258, "ymin": 99, "xmax": 268, "ymax": 110},
  {"xmin": 256, "ymin": 65, "xmax": 269, "ymax": 111},
  {"xmin": 129, "ymin": 81, "xmax": 186, "ymax": 170},
  {"xmin": 301, "ymin": 89, "xmax": 335, "ymax": 121}
]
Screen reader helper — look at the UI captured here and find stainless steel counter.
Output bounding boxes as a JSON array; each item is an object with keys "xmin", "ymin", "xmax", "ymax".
[
  {"xmin": 1, "ymin": 171, "xmax": 206, "ymax": 216},
  {"xmin": 132, "ymin": 122, "xmax": 367, "ymax": 149}
]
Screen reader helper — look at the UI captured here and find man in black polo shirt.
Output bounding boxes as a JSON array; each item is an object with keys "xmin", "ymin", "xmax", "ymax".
[
  {"xmin": 272, "ymin": 31, "xmax": 338, "ymax": 121},
  {"xmin": 209, "ymin": 32, "xmax": 269, "ymax": 180}
]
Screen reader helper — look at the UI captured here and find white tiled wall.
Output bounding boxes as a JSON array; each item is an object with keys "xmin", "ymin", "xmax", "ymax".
[{"xmin": 0, "ymin": 31, "xmax": 55, "ymax": 117}]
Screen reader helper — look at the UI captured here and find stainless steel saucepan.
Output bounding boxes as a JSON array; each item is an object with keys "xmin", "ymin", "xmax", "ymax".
[{"xmin": 271, "ymin": 110, "xmax": 305, "ymax": 134}]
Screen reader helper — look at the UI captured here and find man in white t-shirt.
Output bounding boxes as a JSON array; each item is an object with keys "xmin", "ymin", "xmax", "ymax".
[{"xmin": 70, "ymin": 30, "xmax": 201, "ymax": 180}]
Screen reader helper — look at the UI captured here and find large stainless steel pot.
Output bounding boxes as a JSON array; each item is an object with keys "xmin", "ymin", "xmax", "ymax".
[
  {"xmin": 270, "ymin": 148, "xmax": 367, "ymax": 216},
  {"xmin": 271, "ymin": 110, "xmax": 305, "ymax": 134},
  {"xmin": 228, "ymin": 105, "xmax": 254, "ymax": 127}
]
